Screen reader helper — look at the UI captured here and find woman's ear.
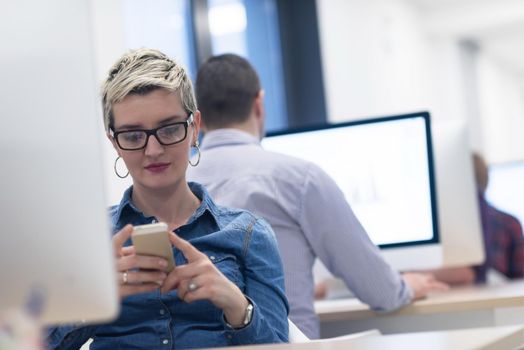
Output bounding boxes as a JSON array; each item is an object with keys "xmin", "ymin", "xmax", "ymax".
[
  {"xmin": 192, "ymin": 110, "xmax": 202, "ymax": 144},
  {"xmin": 107, "ymin": 132, "xmax": 122, "ymax": 156}
]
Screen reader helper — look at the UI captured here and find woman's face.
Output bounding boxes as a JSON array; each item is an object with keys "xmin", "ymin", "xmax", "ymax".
[{"xmin": 110, "ymin": 88, "xmax": 200, "ymax": 192}]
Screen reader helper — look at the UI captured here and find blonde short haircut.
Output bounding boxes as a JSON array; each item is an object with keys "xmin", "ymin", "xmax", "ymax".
[{"xmin": 101, "ymin": 48, "xmax": 197, "ymax": 132}]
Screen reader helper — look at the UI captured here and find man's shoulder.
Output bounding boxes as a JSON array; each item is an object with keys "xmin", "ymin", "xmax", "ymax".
[
  {"xmin": 258, "ymin": 148, "xmax": 318, "ymax": 173},
  {"xmin": 488, "ymin": 204, "xmax": 523, "ymax": 232},
  {"xmin": 213, "ymin": 144, "xmax": 315, "ymax": 177}
]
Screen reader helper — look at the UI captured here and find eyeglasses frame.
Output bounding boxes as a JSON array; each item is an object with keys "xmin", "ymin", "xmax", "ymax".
[{"xmin": 110, "ymin": 114, "xmax": 194, "ymax": 151}]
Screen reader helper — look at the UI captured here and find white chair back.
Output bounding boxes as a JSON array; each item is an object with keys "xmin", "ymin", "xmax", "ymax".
[
  {"xmin": 288, "ymin": 319, "xmax": 310, "ymax": 343},
  {"xmin": 288, "ymin": 318, "xmax": 380, "ymax": 344}
]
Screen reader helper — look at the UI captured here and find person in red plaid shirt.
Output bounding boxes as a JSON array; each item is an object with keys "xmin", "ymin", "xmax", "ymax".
[
  {"xmin": 430, "ymin": 153, "xmax": 524, "ymax": 285},
  {"xmin": 472, "ymin": 153, "xmax": 524, "ymax": 282}
]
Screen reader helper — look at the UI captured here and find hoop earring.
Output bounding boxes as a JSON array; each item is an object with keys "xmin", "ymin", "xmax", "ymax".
[
  {"xmin": 189, "ymin": 141, "xmax": 201, "ymax": 167},
  {"xmin": 114, "ymin": 156, "xmax": 129, "ymax": 178}
]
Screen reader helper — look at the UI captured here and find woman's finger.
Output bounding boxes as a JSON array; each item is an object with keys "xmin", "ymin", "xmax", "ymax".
[
  {"xmin": 161, "ymin": 270, "xmax": 181, "ymax": 294},
  {"xmin": 168, "ymin": 232, "xmax": 205, "ymax": 262},
  {"xmin": 180, "ymin": 274, "xmax": 226, "ymax": 304},
  {"xmin": 123, "ymin": 270, "xmax": 167, "ymax": 285},
  {"xmin": 170, "ymin": 260, "xmax": 212, "ymax": 280},
  {"xmin": 121, "ymin": 246, "xmax": 135, "ymax": 256},
  {"xmin": 117, "ymin": 254, "xmax": 169, "ymax": 272},
  {"xmin": 172, "ymin": 277, "xmax": 190, "ymax": 299},
  {"xmin": 180, "ymin": 282, "xmax": 207, "ymax": 303},
  {"xmin": 113, "ymin": 225, "xmax": 133, "ymax": 255},
  {"xmin": 160, "ymin": 260, "xmax": 212, "ymax": 293}
]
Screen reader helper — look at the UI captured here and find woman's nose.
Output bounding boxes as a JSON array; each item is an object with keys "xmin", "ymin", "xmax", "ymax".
[{"xmin": 144, "ymin": 134, "xmax": 164, "ymax": 156}]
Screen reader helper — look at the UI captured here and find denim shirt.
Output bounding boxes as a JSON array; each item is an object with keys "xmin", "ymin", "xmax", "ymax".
[{"xmin": 46, "ymin": 182, "xmax": 289, "ymax": 349}]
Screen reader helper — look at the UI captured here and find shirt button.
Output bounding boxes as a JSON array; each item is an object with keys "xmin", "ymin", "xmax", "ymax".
[
  {"xmin": 159, "ymin": 309, "xmax": 165, "ymax": 315},
  {"xmin": 162, "ymin": 339, "xmax": 169, "ymax": 345},
  {"xmin": 210, "ymin": 256, "xmax": 216, "ymax": 261},
  {"xmin": 227, "ymin": 334, "xmax": 232, "ymax": 340}
]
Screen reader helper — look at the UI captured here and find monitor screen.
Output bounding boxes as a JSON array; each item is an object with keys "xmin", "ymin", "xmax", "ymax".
[
  {"xmin": 487, "ymin": 161, "xmax": 524, "ymax": 229},
  {"xmin": 262, "ymin": 112, "xmax": 439, "ymax": 248}
]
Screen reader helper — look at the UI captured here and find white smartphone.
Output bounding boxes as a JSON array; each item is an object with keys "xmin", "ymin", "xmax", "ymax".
[{"xmin": 131, "ymin": 222, "xmax": 176, "ymax": 272}]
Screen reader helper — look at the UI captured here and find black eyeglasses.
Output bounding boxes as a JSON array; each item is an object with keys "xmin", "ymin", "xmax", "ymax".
[{"xmin": 110, "ymin": 114, "xmax": 194, "ymax": 151}]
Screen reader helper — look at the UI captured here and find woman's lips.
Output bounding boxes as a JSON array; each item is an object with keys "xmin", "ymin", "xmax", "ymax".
[{"xmin": 144, "ymin": 163, "xmax": 170, "ymax": 173}]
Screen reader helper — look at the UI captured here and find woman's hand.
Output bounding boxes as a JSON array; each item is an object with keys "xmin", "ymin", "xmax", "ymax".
[
  {"xmin": 112, "ymin": 225, "xmax": 170, "ymax": 299},
  {"xmin": 161, "ymin": 233, "xmax": 249, "ymax": 327}
]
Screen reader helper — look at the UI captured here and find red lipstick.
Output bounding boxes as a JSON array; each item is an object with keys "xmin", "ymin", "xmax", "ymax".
[{"xmin": 144, "ymin": 162, "xmax": 170, "ymax": 173}]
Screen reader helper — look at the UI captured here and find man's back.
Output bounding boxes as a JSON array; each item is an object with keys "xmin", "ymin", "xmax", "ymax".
[
  {"xmin": 480, "ymin": 195, "xmax": 524, "ymax": 279},
  {"xmin": 188, "ymin": 129, "xmax": 411, "ymax": 338}
]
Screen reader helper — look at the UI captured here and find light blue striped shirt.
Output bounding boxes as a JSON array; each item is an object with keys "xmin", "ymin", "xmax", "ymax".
[{"xmin": 187, "ymin": 129, "xmax": 412, "ymax": 339}]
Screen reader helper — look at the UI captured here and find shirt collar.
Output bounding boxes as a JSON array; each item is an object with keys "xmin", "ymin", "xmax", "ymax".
[
  {"xmin": 112, "ymin": 186, "xmax": 136, "ymax": 224},
  {"xmin": 112, "ymin": 182, "xmax": 222, "ymax": 230},
  {"xmin": 186, "ymin": 182, "xmax": 222, "ymax": 228},
  {"xmin": 200, "ymin": 129, "xmax": 261, "ymax": 151}
]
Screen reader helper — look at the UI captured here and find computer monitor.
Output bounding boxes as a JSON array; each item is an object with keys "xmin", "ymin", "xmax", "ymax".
[
  {"xmin": 431, "ymin": 121, "xmax": 485, "ymax": 267},
  {"xmin": 262, "ymin": 112, "xmax": 442, "ymax": 270},
  {"xmin": 0, "ymin": 0, "xmax": 118, "ymax": 325},
  {"xmin": 487, "ymin": 161, "xmax": 524, "ymax": 230}
]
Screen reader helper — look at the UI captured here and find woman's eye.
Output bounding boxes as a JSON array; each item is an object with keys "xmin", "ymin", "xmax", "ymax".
[
  {"xmin": 122, "ymin": 132, "xmax": 145, "ymax": 143},
  {"xmin": 160, "ymin": 125, "xmax": 182, "ymax": 137}
]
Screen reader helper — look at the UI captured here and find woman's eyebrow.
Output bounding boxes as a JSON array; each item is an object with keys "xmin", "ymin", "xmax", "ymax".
[
  {"xmin": 116, "ymin": 115, "xmax": 186, "ymax": 130},
  {"xmin": 157, "ymin": 115, "xmax": 185, "ymax": 126},
  {"xmin": 115, "ymin": 123, "xmax": 142, "ymax": 131}
]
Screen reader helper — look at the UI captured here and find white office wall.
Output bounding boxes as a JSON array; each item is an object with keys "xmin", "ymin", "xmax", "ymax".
[
  {"xmin": 317, "ymin": 0, "xmax": 455, "ymax": 121},
  {"xmin": 316, "ymin": 0, "xmax": 472, "ymax": 122},
  {"xmin": 477, "ymin": 55, "xmax": 524, "ymax": 163},
  {"xmin": 90, "ymin": 0, "xmax": 132, "ymax": 206},
  {"xmin": 316, "ymin": 0, "xmax": 524, "ymax": 163},
  {"xmin": 90, "ymin": 0, "xmax": 127, "ymax": 81}
]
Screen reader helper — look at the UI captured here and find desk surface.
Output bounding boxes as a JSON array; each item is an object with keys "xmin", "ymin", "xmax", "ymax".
[
  {"xmin": 203, "ymin": 325, "xmax": 524, "ymax": 350},
  {"xmin": 315, "ymin": 280, "xmax": 524, "ymax": 322}
]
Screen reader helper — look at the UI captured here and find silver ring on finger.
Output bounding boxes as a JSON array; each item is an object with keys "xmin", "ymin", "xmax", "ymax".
[
  {"xmin": 122, "ymin": 271, "xmax": 129, "ymax": 285},
  {"xmin": 187, "ymin": 279, "xmax": 198, "ymax": 292}
]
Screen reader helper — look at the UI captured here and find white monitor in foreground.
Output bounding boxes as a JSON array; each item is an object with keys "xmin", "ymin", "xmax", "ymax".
[
  {"xmin": 431, "ymin": 121, "xmax": 485, "ymax": 267},
  {"xmin": 263, "ymin": 112, "xmax": 442, "ymax": 271},
  {"xmin": 0, "ymin": 0, "xmax": 118, "ymax": 325}
]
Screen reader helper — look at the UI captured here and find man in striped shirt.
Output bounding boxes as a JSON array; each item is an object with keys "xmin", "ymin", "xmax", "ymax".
[{"xmin": 188, "ymin": 53, "xmax": 448, "ymax": 339}]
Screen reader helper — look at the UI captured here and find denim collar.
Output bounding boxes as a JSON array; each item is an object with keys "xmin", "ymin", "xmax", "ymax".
[{"xmin": 113, "ymin": 182, "xmax": 221, "ymax": 229}]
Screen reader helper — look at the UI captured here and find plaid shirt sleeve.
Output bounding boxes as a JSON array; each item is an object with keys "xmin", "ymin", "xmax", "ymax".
[{"xmin": 485, "ymin": 201, "xmax": 524, "ymax": 279}]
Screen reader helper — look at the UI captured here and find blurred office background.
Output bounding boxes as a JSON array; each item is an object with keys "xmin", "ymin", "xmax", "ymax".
[{"xmin": 89, "ymin": 0, "xmax": 524, "ymax": 222}]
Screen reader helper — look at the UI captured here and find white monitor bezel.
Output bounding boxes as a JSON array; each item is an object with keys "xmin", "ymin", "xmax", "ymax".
[
  {"xmin": 264, "ymin": 112, "xmax": 441, "ymax": 252},
  {"xmin": 0, "ymin": 0, "xmax": 119, "ymax": 325}
]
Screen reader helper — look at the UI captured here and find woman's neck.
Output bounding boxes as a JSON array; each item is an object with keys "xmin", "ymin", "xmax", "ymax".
[{"xmin": 131, "ymin": 181, "xmax": 201, "ymax": 230}]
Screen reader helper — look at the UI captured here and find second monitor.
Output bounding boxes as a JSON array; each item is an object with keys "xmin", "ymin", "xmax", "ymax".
[{"xmin": 262, "ymin": 112, "xmax": 442, "ymax": 270}]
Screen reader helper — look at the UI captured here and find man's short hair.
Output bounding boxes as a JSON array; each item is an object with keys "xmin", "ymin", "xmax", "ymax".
[
  {"xmin": 101, "ymin": 48, "xmax": 197, "ymax": 132},
  {"xmin": 196, "ymin": 54, "xmax": 260, "ymax": 129}
]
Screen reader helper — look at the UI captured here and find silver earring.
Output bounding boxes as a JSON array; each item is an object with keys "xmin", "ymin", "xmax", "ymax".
[
  {"xmin": 189, "ymin": 140, "xmax": 201, "ymax": 167},
  {"xmin": 114, "ymin": 156, "xmax": 129, "ymax": 178}
]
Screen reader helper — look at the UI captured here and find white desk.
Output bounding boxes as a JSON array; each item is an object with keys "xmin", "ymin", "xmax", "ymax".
[
  {"xmin": 203, "ymin": 325, "xmax": 524, "ymax": 350},
  {"xmin": 315, "ymin": 280, "xmax": 524, "ymax": 337}
]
